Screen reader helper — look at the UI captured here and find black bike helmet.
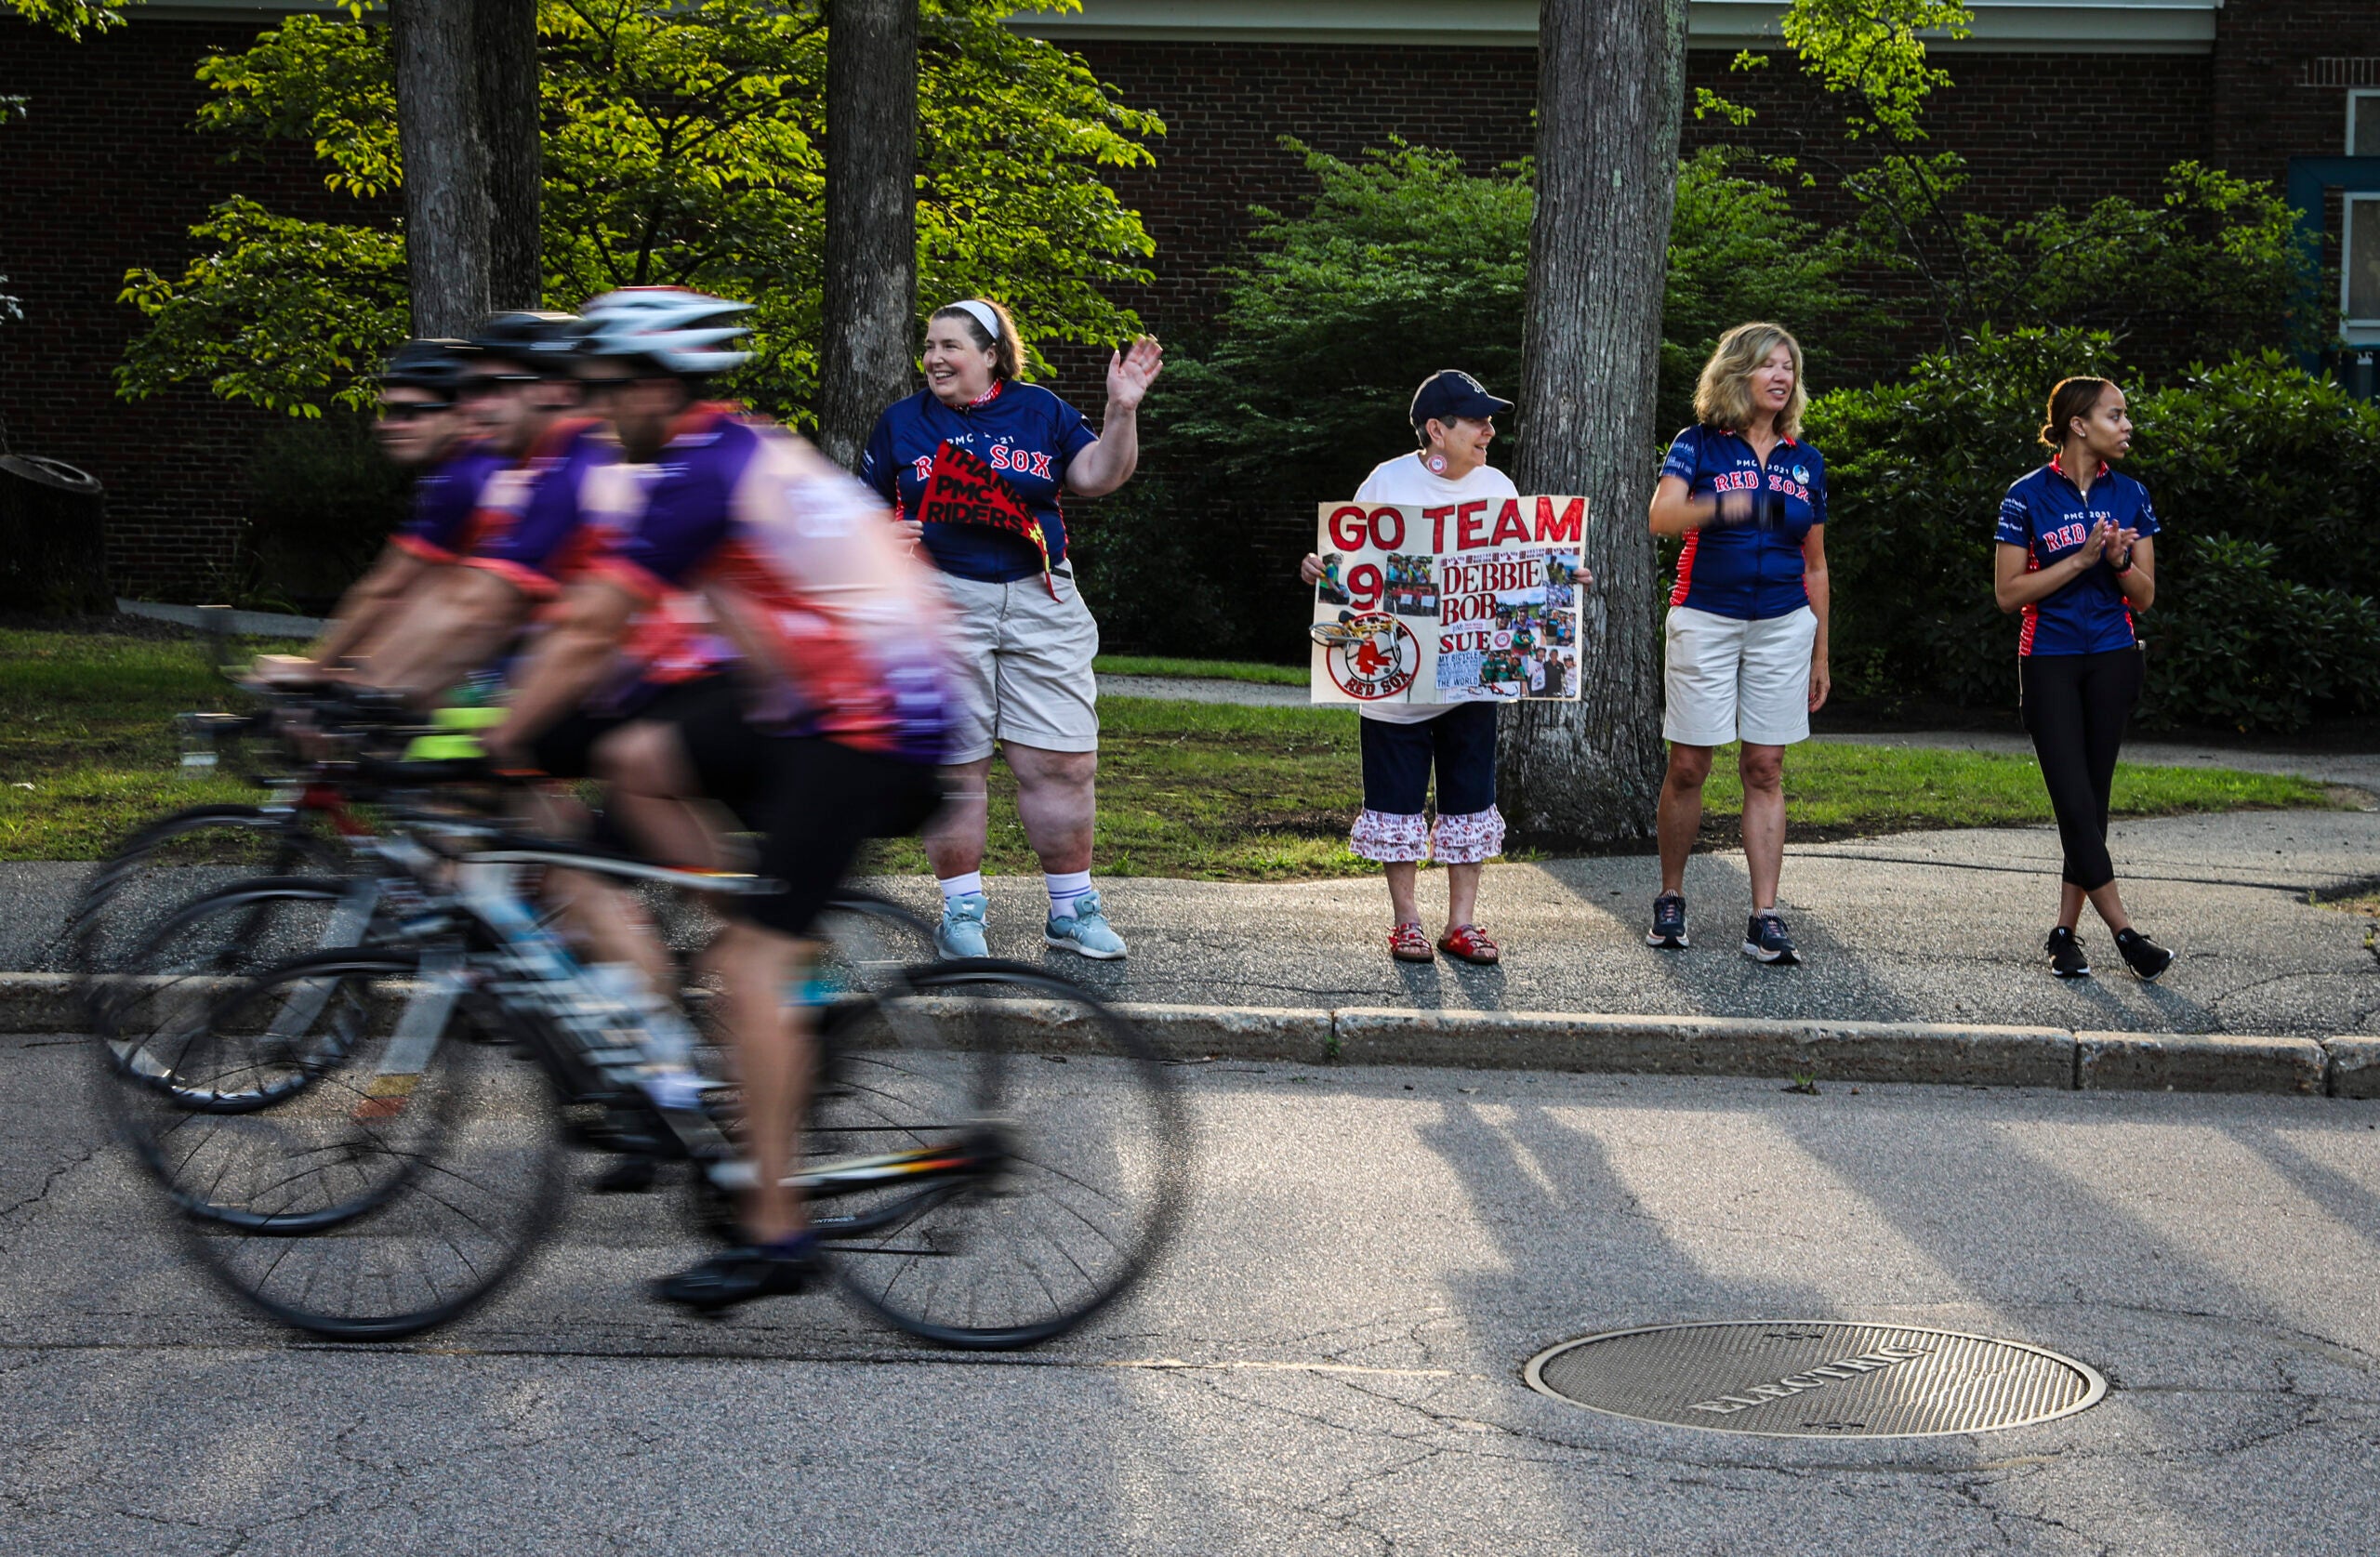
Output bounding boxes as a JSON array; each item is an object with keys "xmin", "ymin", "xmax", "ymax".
[
  {"xmin": 378, "ymin": 337, "xmax": 477, "ymax": 396},
  {"xmin": 467, "ymin": 310, "xmax": 584, "ymax": 375}
]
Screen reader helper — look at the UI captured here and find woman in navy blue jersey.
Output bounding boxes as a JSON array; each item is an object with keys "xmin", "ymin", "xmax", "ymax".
[
  {"xmin": 859, "ymin": 299, "xmax": 1162, "ymax": 962},
  {"xmin": 1646, "ymin": 322, "xmax": 1831, "ymax": 967},
  {"xmin": 1994, "ymin": 376, "xmax": 2173, "ymax": 981}
]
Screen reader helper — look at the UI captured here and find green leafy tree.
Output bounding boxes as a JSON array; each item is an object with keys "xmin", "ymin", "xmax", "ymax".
[
  {"xmin": 2, "ymin": 0, "xmax": 132, "ymax": 38},
  {"xmin": 1079, "ymin": 139, "xmax": 1858, "ymax": 657},
  {"xmin": 114, "ymin": 0, "xmax": 1160, "ymax": 419}
]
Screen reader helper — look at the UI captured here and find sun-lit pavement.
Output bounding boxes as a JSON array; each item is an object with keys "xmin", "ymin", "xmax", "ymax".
[{"xmin": 7, "ymin": 1026, "xmax": 2380, "ymax": 1555}]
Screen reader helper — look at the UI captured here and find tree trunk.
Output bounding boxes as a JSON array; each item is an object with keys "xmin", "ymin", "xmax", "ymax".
[
  {"xmin": 815, "ymin": 0, "xmax": 919, "ymax": 470},
  {"xmin": 1497, "ymin": 0, "xmax": 1689, "ymax": 848},
  {"xmin": 390, "ymin": 0, "xmax": 495, "ymax": 338},
  {"xmin": 474, "ymin": 0, "xmax": 543, "ymax": 312}
]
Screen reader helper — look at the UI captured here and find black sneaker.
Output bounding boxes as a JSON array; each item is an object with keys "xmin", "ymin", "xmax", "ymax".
[
  {"xmin": 654, "ymin": 1237, "xmax": 825, "ymax": 1313},
  {"xmin": 1742, "ymin": 911, "xmax": 1799, "ymax": 965},
  {"xmin": 1646, "ymin": 891, "xmax": 1689, "ymax": 948},
  {"xmin": 2044, "ymin": 926, "xmax": 2091, "ymax": 979},
  {"xmin": 2113, "ymin": 927, "xmax": 2174, "ymax": 982}
]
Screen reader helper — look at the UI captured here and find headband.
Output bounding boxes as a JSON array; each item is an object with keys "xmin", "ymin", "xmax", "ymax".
[{"xmin": 945, "ymin": 299, "xmax": 1002, "ymax": 341}]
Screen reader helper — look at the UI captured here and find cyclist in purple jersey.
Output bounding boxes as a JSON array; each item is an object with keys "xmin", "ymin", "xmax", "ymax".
[
  {"xmin": 1994, "ymin": 376, "xmax": 2172, "ymax": 982},
  {"xmin": 256, "ymin": 338, "xmax": 503, "ymax": 681},
  {"xmin": 353, "ymin": 311, "xmax": 635, "ymax": 700},
  {"xmin": 490, "ymin": 288, "xmax": 959, "ymax": 1310},
  {"xmin": 857, "ymin": 298, "xmax": 1162, "ymax": 963}
]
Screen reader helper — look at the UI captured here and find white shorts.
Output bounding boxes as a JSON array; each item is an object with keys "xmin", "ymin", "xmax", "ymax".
[
  {"xmin": 938, "ymin": 568, "xmax": 1102, "ymax": 763},
  {"xmin": 1661, "ymin": 604, "xmax": 1817, "ymax": 747}
]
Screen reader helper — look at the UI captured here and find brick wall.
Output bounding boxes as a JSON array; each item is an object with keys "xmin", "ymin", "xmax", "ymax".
[
  {"xmin": 2215, "ymin": 0, "xmax": 2380, "ymax": 183},
  {"xmin": 0, "ymin": 19, "xmax": 350, "ymax": 600}
]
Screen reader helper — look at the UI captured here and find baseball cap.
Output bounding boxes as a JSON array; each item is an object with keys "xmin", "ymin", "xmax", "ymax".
[{"xmin": 1409, "ymin": 370, "xmax": 1514, "ymax": 429}]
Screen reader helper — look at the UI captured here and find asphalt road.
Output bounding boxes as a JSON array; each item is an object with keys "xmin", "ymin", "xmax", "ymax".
[{"xmin": 7, "ymin": 1026, "xmax": 2380, "ymax": 1555}]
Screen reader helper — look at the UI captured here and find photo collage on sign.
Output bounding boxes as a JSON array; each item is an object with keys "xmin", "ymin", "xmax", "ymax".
[{"xmin": 1435, "ymin": 549, "xmax": 1583, "ymax": 701}]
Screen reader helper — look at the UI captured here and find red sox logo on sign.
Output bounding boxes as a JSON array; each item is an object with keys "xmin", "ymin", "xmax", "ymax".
[{"xmin": 1325, "ymin": 614, "xmax": 1420, "ymax": 701}]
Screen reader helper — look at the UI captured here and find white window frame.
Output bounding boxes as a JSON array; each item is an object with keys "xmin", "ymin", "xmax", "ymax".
[
  {"xmin": 2346, "ymin": 193, "xmax": 2380, "ymax": 337},
  {"xmin": 2352, "ymin": 90, "xmax": 2380, "ymax": 157}
]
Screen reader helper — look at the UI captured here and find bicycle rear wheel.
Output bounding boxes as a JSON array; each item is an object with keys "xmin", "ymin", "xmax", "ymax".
[
  {"xmin": 139, "ymin": 950, "xmax": 566, "ymax": 1339},
  {"xmin": 805, "ymin": 959, "xmax": 1188, "ymax": 1350}
]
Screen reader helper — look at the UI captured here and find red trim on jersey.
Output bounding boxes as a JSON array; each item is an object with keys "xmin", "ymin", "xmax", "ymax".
[
  {"xmin": 389, "ymin": 533, "xmax": 456, "ymax": 565},
  {"xmin": 2047, "ymin": 452, "xmax": 2109, "ymax": 482},
  {"xmin": 1669, "ymin": 531, "xmax": 1699, "ymax": 608},
  {"xmin": 460, "ymin": 555, "xmax": 563, "ymax": 600},
  {"xmin": 2017, "ymin": 542, "xmax": 2042, "ymax": 656}
]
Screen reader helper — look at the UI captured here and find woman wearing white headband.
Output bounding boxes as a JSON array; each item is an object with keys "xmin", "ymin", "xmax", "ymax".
[{"xmin": 858, "ymin": 297, "xmax": 1163, "ymax": 959}]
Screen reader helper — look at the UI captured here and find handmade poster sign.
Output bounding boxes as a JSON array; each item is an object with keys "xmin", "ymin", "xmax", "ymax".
[{"xmin": 1309, "ymin": 496, "xmax": 1588, "ymax": 706}]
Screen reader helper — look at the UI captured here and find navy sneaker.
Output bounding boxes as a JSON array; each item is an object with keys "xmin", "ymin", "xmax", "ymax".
[
  {"xmin": 1646, "ymin": 891, "xmax": 1689, "ymax": 949},
  {"xmin": 2045, "ymin": 926, "xmax": 2091, "ymax": 979},
  {"xmin": 2113, "ymin": 927, "xmax": 2174, "ymax": 981},
  {"xmin": 1742, "ymin": 911, "xmax": 1799, "ymax": 966}
]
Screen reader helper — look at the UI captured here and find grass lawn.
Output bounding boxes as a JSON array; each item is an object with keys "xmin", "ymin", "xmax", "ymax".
[
  {"xmin": 1092, "ymin": 654, "xmax": 1305, "ymax": 686},
  {"xmin": 0, "ymin": 627, "xmax": 2339, "ymax": 873}
]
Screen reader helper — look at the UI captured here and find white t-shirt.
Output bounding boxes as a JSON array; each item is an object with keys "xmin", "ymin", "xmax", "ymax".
[{"xmin": 1345, "ymin": 452, "xmax": 1522, "ymax": 724}]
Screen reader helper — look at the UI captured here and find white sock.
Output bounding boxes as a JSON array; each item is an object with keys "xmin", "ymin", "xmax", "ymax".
[
  {"xmin": 938, "ymin": 871, "xmax": 985, "ymax": 903},
  {"xmin": 1046, "ymin": 869, "xmax": 1094, "ymax": 919}
]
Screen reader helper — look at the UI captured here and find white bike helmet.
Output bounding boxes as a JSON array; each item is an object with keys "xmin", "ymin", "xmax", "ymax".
[{"xmin": 577, "ymin": 286, "xmax": 754, "ymax": 376}]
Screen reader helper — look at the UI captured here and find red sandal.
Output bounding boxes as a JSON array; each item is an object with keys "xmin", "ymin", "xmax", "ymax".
[
  {"xmin": 1437, "ymin": 924, "xmax": 1501, "ymax": 965},
  {"xmin": 1389, "ymin": 921, "xmax": 1434, "ymax": 962}
]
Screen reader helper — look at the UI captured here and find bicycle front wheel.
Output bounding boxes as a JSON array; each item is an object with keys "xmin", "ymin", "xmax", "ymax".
[
  {"xmin": 806, "ymin": 959, "xmax": 1189, "ymax": 1350},
  {"xmin": 139, "ymin": 950, "xmax": 567, "ymax": 1339}
]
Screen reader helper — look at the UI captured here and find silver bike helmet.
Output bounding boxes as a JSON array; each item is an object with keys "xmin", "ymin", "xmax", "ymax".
[{"xmin": 576, "ymin": 287, "xmax": 754, "ymax": 376}]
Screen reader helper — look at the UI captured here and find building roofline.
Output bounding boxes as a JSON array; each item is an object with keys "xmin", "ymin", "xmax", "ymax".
[
  {"xmin": 1007, "ymin": 1, "xmax": 2222, "ymax": 54},
  {"xmin": 100, "ymin": 0, "xmax": 2227, "ymax": 54}
]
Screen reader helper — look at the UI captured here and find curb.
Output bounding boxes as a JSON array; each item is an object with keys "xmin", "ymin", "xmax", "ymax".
[{"xmin": 7, "ymin": 971, "xmax": 2371, "ymax": 1099}]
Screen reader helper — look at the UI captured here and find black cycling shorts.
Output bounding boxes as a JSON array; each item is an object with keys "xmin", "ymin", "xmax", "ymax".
[{"xmin": 674, "ymin": 716, "xmax": 944, "ymax": 939}]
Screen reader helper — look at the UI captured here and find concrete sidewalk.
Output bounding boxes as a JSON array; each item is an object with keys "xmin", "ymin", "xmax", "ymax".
[
  {"xmin": 7, "ymin": 807, "xmax": 2374, "ymax": 1092},
  {"xmin": 830, "ymin": 808, "xmax": 2380, "ymax": 1041}
]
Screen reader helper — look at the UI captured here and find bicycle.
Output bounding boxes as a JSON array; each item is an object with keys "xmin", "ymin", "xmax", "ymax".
[{"xmin": 100, "ymin": 769, "xmax": 1188, "ymax": 1350}]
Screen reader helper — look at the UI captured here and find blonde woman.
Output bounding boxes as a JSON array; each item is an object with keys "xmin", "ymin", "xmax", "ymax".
[{"xmin": 1644, "ymin": 323, "xmax": 1831, "ymax": 965}]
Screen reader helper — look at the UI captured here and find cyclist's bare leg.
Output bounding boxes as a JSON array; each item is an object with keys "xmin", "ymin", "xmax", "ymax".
[
  {"xmin": 522, "ymin": 784, "xmax": 673, "ymax": 994},
  {"xmin": 712, "ymin": 918, "xmax": 817, "ymax": 1241},
  {"xmin": 599, "ymin": 720, "xmax": 737, "ymax": 874}
]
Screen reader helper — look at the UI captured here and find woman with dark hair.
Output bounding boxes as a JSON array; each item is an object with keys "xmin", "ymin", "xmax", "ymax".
[
  {"xmin": 858, "ymin": 298, "xmax": 1162, "ymax": 960},
  {"xmin": 1993, "ymin": 376, "xmax": 2173, "ymax": 980}
]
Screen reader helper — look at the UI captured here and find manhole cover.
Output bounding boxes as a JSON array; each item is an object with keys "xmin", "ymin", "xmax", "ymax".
[{"xmin": 1524, "ymin": 1321, "xmax": 2106, "ymax": 1438}]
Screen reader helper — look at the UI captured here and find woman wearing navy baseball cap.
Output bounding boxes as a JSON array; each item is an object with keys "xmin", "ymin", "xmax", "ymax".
[
  {"xmin": 1992, "ymin": 376, "xmax": 2173, "ymax": 981},
  {"xmin": 1298, "ymin": 369, "xmax": 1590, "ymax": 964}
]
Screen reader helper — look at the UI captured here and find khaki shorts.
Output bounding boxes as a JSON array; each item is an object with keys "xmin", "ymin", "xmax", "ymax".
[
  {"xmin": 1661, "ymin": 603, "xmax": 1817, "ymax": 747},
  {"xmin": 938, "ymin": 568, "xmax": 1102, "ymax": 763}
]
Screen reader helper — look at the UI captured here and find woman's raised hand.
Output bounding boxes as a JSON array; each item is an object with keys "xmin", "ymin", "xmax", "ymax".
[
  {"xmin": 1299, "ymin": 552, "xmax": 1326, "ymax": 585},
  {"xmin": 1106, "ymin": 336, "xmax": 1165, "ymax": 412}
]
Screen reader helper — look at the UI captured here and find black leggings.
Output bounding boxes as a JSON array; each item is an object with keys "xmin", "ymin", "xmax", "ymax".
[{"xmin": 2020, "ymin": 647, "xmax": 2144, "ymax": 891}]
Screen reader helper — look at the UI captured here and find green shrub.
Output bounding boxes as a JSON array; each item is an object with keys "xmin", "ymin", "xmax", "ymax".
[
  {"xmin": 2150, "ymin": 536, "xmax": 2380, "ymax": 732},
  {"xmin": 238, "ymin": 413, "xmax": 409, "ymax": 614},
  {"xmin": 1805, "ymin": 329, "xmax": 2380, "ymax": 731},
  {"xmin": 1088, "ymin": 140, "xmax": 1858, "ymax": 658}
]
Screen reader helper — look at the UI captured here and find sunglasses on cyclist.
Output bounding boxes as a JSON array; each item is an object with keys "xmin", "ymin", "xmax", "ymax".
[
  {"xmin": 455, "ymin": 373, "xmax": 543, "ymax": 399},
  {"xmin": 377, "ymin": 401, "xmax": 454, "ymax": 422}
]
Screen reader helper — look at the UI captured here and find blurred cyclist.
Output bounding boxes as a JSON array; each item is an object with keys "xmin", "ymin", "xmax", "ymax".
[
  {"xmin": 489, "ymin": 287, "xmax": 958, "ymax": 1312},
  {"xmin": 351, "ymin": 310, "xmax": 632, "ymax": 699},
  {"xmin": 258, "ymin": 338, "xmax": 505, "ymax": 680}
]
